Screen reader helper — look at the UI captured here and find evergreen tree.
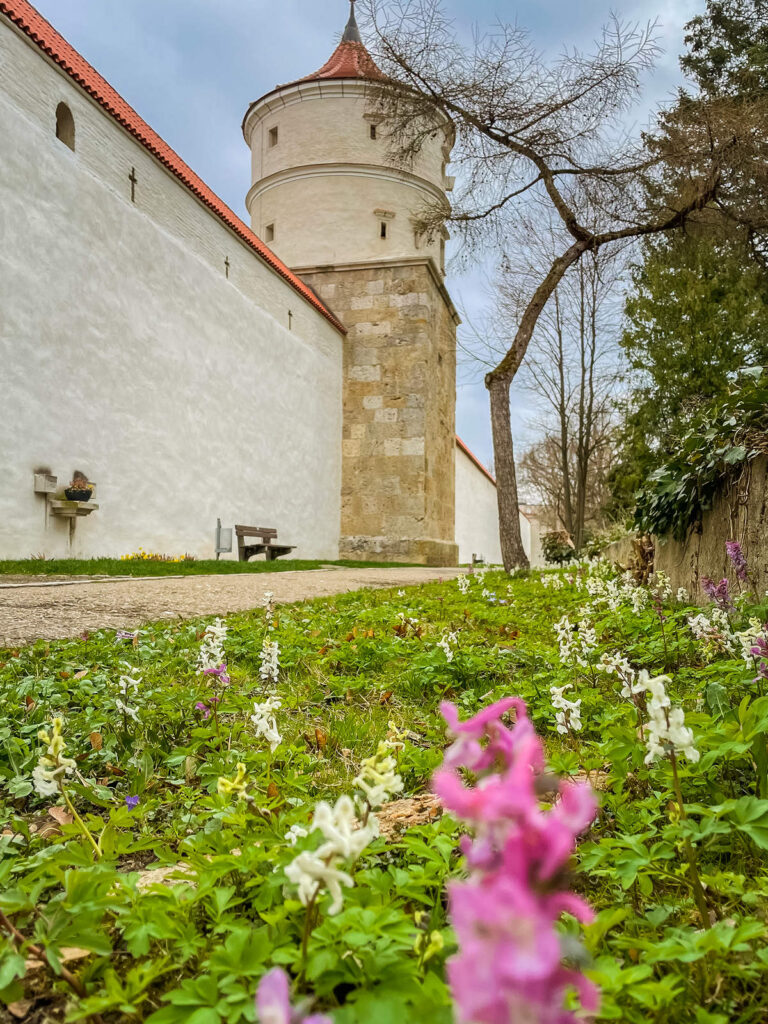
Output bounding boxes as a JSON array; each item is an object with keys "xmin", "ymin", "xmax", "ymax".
[
  {"xmin": 682, "ymin": 0, "xmax": 768, "ymax": 98},
  {"xmin": 609, "ymin": 234, "xmax": 768, "ymax": 512},
  {"xmin": 608, "ymin": 0, "xmax": 768, "ymax": 514}
]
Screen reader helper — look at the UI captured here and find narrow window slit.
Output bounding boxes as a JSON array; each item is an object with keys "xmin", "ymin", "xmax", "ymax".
[{"xmin": 55, "ymin": 102, "xmax": 75, "ymax": 151}]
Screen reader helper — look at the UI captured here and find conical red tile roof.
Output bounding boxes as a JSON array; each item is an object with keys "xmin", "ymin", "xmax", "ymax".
[{"xmin": 298, "ymin": 38, "xmax": 386, "ymax": 85}]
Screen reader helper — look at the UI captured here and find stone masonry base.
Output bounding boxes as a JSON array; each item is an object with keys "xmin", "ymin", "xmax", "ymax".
[{"xmin": 340, "ymin": 534, "xmax": 459, "ymax": 567}]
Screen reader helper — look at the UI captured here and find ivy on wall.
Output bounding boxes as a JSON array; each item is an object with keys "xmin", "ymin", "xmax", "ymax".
[{"xmin": 634, "ymin": 368, "xmax": 768, "ymax": 540}]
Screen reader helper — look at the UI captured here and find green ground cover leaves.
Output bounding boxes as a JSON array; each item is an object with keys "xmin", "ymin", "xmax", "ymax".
[{"xmin": 0, "ymin": 566, "xmax": 766, "ymax": 1022}]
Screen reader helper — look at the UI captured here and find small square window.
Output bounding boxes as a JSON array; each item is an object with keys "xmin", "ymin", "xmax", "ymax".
[
  {"xmin": 268, "ymin": 126, "xmax": 279, "ymax": 147},
  {"xmin": 370, "ymin": 124, "xmax": 377, "ymax": 140},
  {"xmin": 380, "ymin": 222, "xmax": 387, "ymax": 239},
  {"xmin": 265, "ymin": 223, "xmax": 275, "ymax": 242}
]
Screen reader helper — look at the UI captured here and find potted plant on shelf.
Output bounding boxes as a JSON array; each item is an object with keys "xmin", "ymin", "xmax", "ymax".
[{"xmin": 64, "ymin": 471, "xmax": 93, "ymax": 502}]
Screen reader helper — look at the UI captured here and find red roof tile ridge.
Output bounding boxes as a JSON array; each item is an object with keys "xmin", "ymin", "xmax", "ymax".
[
  {"xmin": 0, "ymin": 0, "xmax": 346, "ymax": 335},
  {"xmin": 456, "ymin": 435, "xmax": 496, "ymax": 486}
]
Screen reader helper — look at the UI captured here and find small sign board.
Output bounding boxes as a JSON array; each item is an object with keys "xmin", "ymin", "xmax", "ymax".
[{"xmin": 215, "ymin": 519, "xmax": 233, "ymax": 557}]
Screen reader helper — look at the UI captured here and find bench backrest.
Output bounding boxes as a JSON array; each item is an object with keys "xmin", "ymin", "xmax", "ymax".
[{"xmin": 235, "ymin": 525, "xmax": 278, "ymax": 540}]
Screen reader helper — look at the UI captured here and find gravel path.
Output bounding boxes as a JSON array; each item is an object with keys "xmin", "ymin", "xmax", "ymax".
[{"xmin": 0, "ymin": 567, "xmax": 461, "ymax": 646}]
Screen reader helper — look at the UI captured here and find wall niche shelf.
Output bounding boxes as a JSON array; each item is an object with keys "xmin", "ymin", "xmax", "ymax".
[{"xmin": 48, "ymin": 499, "xmax": 99, "ymax": 518}]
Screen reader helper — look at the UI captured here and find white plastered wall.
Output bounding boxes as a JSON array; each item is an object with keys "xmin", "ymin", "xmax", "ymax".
[
  {"xmin": 454, "ymin": 445, "xmax": 503, "ymax": 565},
  {"xmin": 454, "ymin": 445, "xmax": 542, "ymax": 566},
  {"xmin": 0, "ymin": 20, "xmax": 343, "ymax": 560}
]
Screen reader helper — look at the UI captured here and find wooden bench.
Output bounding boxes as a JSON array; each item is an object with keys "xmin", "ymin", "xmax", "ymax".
[{"xmin": 235, "ymin": 525, "xmax": 296, "ymax": 562}]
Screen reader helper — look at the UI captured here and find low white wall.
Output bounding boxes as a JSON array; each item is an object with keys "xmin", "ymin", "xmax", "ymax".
[
  {"xmin": 0, "ymin": 19, "xmax": 343, "ymax": 560},
  {"xmin": 454, "ymin": 444, "xmax": 503, "ymax": 565}
]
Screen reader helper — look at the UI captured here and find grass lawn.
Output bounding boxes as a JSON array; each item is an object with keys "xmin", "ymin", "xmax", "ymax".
[
  {"xmin": 0, "ymin": 558, "xmax": 422, "ymax": 578},
  {"xmin": 0, "ymin": 565, "xmax": 766, "ymax": 1023}
]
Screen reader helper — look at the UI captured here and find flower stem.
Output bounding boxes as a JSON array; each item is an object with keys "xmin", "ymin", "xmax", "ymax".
[
  {"xmin": 669, "ymin": 751, "xmax": 711, "ymax": 928},
  {"xmin": 0, "ymin": 908, "xmax": 105, "ymax": 1022},
  {"xmin": 300, "ymin": 886, "xmax": 321, "ymax": 977},
  {"xmin": 61, "ymin": 786, "xmax": 101, "ymax": 860}
]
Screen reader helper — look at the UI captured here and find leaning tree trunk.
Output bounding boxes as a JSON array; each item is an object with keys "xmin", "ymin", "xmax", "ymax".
[
  {"xmin": 486, "ymin": 240, "xmax": 590, "ymax": 571},
  {"xmin": 488, "ymin": 373, "xmax": 529, "ymax": 570}
]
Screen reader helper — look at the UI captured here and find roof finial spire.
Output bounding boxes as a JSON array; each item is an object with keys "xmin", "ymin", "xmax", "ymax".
[{"xmin": 342, "ymin": 0, "xmax": 362, "ymax": 44}]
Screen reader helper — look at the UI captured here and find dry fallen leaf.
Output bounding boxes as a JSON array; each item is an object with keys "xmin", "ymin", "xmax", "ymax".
[
  {"xmin": 74, "ymin": 669, "xmax": 89, "ymax": 680},
  {"xmin": 89, "ymin": 731, "xmax": 103, "ymax": 751},
  {"xmin": 315, "ymin": 728, "xmax": 328, "ymax": 752},
  {"xmin": 135, "ymin": 863, "xmax": 195, "ymax": 892},
  {"xmin": 47, "ymin": 807, "xmax": 73, "ymax": 826},
  {"xmin": 25, "ymin": 947, "xmax": 92, "ymax": 972},
  {"xmin": 7, "ymin": 1000, "xmax": 33, "ymax": 1018},
  {"xmin": 379, "ymin": 690, "xmax": 393, "ymax": 704}
]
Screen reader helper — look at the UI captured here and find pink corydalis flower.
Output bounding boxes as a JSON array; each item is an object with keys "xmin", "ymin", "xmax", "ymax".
[
  {"xmin": 204, "ymin": 663, "xmax": 231, "ymax": 686},
  {"xmin": 440, "ymin": 697, "xmax": 533, "ymax": 772},
  {"xmin": 256, "ymin": 968, "xmax": 331, "ymax": 1024},
  {"xmin": 701, "ymin": 576, "xmax": 733, "ymax": 610},
  {"xmin": 725, "ymin": 540, "xmax": 748, "ymax": 582},
  {"xmin": 436, "ymin": 698, "xmax": 598, "ymax": 1024}
]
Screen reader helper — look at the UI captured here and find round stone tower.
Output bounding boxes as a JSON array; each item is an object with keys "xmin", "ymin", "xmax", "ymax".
[{"xmin": 243, "ymin": 1, "xmax": 459, "ymax": 566}]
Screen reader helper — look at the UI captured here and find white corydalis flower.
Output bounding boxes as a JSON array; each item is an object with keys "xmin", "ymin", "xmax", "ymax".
[
  {"xmin": 676, "ymin": 587, "xmax": 690, "ymax": 603},
  {"xmin": 736, "ymin": 618, "xmax": 768, "ymax": 665},
  {"xmin": 353, "ymin": 741, "xmax": 404, "ymax": 808},
  {"xmin": 250, "ymin": 695, "xmax": 282, "ymax": 751},
  {"xmin": 263, "ymin": 591, "xmax": 275, "ymax": 615},
  {"xmin": 115, "ymin": 698, "xmax": 140, "ymax": 722},
  {"xmin": 32, "ymin": 718, "xmax": 76, "ymax": 797},
  {"xmin": 650, "ymin": 571, "xmax": 673, "ymax": 602},
  {"xmin": 285, "ymin": 794, "xmax": 377, "ymax": 914},
  {"xmin": 688, "ymin": 609, "xmax": 738, "ymax": 660},
  {"xmin": 541, "ymin": 573, "xmax": 564, "ymax": 591},
  {"xmin": 550, "ymin": 683, "xmax": 582, "ymax": 734},
  {"xmin": 554, "ymin": 616, "xmax": 597, "ymax": 668},
  {"xmin": 285, "ymin": 823, "xmax": 309, "ymax": 846},
  {"xmin": 584, "ymin": 567, "xmax": 649, "ymax": 613},
  {"xmin": 284, "ymin": 852, "xmax": 354, "ymax": 915},
  {"xmin": 637, "ymin": 672, "xmax": 699, "ymax": 764},
  {"xmin": 198, "ymin": 618, "xmax": 227, "ymax": 672},
  {"xmin": 596, "ymin": 652, "xmax": 643, "ymax": 698},
  {"xmin": 117, "ymin": 664, "xmax": 141, "ymax": 721},
  {"xmin": 437, "ymin": 630, "xmax": 458, "ymax": 663},
  {"xmin": 259, "ymin": 637, "xmax": 280, "ymax": 685},
  {"xmin": 456, "ymin": 575, "xmax": 470, "ymax": 595}
]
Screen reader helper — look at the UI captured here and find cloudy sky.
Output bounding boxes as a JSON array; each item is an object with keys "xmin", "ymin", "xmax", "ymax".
[{"xmin": 31, "ymin": 0, "xmax": 700, "ymax": 468}]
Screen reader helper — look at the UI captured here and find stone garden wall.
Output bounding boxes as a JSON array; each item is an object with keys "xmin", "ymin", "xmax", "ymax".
[
  {"xmin": 605, "ymin": 457, "xmax": 768, "ymax": 598},
  {"xmin": 654, "ymin": 456, "xmax": 768, "ymax": 596}
]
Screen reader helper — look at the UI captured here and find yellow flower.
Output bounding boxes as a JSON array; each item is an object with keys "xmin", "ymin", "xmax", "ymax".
[{"xmin": 217, "ymin": 763, "xmax": 249, "ymax": 800}]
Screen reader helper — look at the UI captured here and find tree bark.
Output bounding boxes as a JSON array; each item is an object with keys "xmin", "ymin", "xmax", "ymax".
[
  {"xmin": 488, "ymin": 374, "xmax": 529, "ymax": 569},
  {"xmin": 554, "ymin": 291, "xmax": 574, "ymax": 536},
  {"xmin": 487, "ymin": 240, "xmax": 589, "ymax": 568}
]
